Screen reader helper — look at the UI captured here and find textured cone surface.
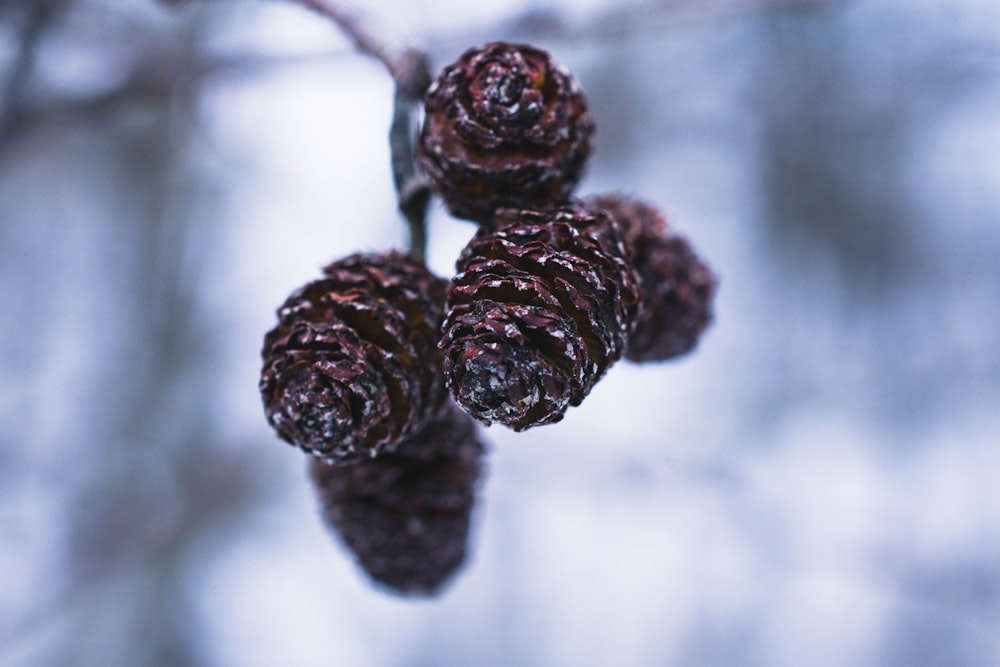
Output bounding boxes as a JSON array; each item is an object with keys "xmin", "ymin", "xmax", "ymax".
[
  {"xmin": 440, "ymin": 205, "xmax": 639, "ymax": 430},
  {"xmin": 417, "ymin": 41, "xmax": 595, "ymax": 223},
  {"xmin": 260, "ymin": 251, "xmax": 449, "ymax": 463},
  {"xmin": 589, "ymin": 193, "xmax": 716, "ymax": 362},
  {"xmin": 310, "ymin": 404, "xmax": 486, "ymax": 596}
]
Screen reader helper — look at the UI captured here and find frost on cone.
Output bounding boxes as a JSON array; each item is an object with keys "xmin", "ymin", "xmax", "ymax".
[
  {"xmin": 417, "ymin": 41, "xmax": 595, "ymax": 223},
  {"xmin": 440, "ymin": 205, "xmax": 640, "ymax": 430},
  {"xmin": 260, "ymin": 251, "xmax": 449, "ymax": 464},
  {"xmin": 588, "ymin": 193, "xmax": 716, "ymax": 362},
  {"xmin": 310, "ymin": 404, "xmax": 486, "ymax": 596}
]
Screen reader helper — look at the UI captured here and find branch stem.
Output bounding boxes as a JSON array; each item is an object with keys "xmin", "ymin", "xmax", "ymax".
[
  {"xmin": 283, "ymin": 0, "xmax": 397, "ymax": 72},
  {"xmin": 282, "ymin": 0, "xmax": 432, "ymax": 259}
]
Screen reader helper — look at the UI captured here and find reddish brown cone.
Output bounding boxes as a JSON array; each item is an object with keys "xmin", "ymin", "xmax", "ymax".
[
  {"xmin": 440, "ymin": 205, "xmax": 639, "ymax": 430},
  {"xmin": 417, "ymin": 42, "xmax": 595, "ymax": 223},
  {"xmin": 310, "ymin": 404, "xmax": 486, "ymax": 596},
  {"xmin": 588, "ymin": 193, "xmax": 717, "ymax": 362},
  {"xmin": 260, "ymin": 251, "xmax": 449, "ymax": 463}
]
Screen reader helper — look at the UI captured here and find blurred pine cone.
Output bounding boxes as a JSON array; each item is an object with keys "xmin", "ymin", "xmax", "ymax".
[
  {"xmin": 440, "ymin": 205, "xmax": 639, "ymax": 430},
  {"xmin": 260, "ymin": 251, "xmax": 449, "ymax": 463},
  {"xmin": 417, "ymin": 42, "xmax": 595, "ymax": 223},
  {"xmin": 310, "ymin": 403, "xmax": 486, "ymax": 596},
  {"xmin": 588, "ymin": 192, "xmax": 667, "ymax": 243},
  {"xmin": 588, "ymin": 193, "xmax": 716, "ymax": 362}
]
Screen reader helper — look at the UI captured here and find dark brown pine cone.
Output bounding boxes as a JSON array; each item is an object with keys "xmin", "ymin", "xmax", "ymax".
[
  {"xmin": 440, "ymin": 205, "xmax": 640, "ymax": 430},
  {"xmin": 309, "ymin": 403, "xmax": 486, "ymax": 596},
  {"xmin": 260, "ymin": 251, "xmax": 449, "ymax": 464},
  {"xmin": 588, "ymin": 193, "xmax": 717, "ymax": 362},
  {"xmin": 417, "ymin": 42, "xmax": 595, "ymax": 223}
]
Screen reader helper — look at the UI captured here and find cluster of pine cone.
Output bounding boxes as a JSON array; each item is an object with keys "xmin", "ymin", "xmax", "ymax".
[{"xmin": 259, "ymin": 42, "xmax": 716, "ymax": 595}]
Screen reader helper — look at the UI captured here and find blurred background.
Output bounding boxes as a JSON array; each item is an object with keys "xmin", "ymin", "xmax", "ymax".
[{"xmin": 2, "ymin": 0, "xmax": 999, "ymax": 665}]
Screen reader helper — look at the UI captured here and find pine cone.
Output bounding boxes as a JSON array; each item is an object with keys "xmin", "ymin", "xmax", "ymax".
[
  {"xmin": 417, "ymin": 42, "xmax": 595, "ymax": 223},
  {"xmin": 310, "ymin": 404, "xmax": 486, "ymax": 596},
  {"xmin": 588, "ymin": 193, "xmax": 716, "ymax": 362},
  {"xmin": 588, "ymin": 192, "xmax": 667, "ymax": 246},
  {"xmin": 260, "ymin": 251, "xmax": 449, "ymax": 463},
  {"xmin": 440, "ymin": 205, "xmax": 640, "ymax": 430}
]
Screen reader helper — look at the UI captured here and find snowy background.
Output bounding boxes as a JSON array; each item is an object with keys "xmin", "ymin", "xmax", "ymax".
[{"xmin": 2, "ymin": 0, "xmax": 1000, "ymax": 665}]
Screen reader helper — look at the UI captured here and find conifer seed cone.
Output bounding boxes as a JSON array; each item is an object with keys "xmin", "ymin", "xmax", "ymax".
[
  {"xmin": 310, "ymin": 403, "xmax": 486, "ymax": 596},
  {"xmin": 417, "ymin": 42, "xmax": 595, "ymax": 223},
  {"xmin": 260, "ymin": 251, "xmax": 449, "ymax": 463},
  {"xmin": 588, "ymin": 194, "xmax": 717, "ymax": 362},
  {"xmin": 440, "ymin": 205, "xmax": 640, "ymax": 430}
]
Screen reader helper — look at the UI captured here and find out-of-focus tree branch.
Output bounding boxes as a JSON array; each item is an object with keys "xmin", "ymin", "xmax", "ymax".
[
  {"xmin": 447, "ymin": 0, "xmax": 848, "ymax": 47},
  {"xmin": 0, "ymin": 53, "xmax": 207, "ymax": 160},
  {"xmin": 0, "ymin": 0, "xmax": 66, "ymax": 145}
]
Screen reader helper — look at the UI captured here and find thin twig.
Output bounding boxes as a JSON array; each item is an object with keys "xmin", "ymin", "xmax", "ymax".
[
  {"xmin": 281, "ymin": 0, "xmax": 432, "ymax": 258},
  {"xmin": 387, "ymin": 49, "xmax": 432, "ymax": 259},
  {"xmin": 284, "ymin": 0, "xmax": 397, "ymax": 73}
]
